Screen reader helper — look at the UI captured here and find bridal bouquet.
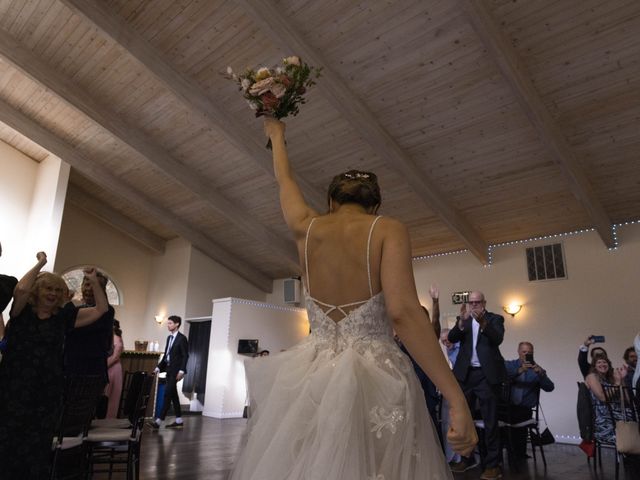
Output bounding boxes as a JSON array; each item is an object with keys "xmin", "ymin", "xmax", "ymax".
[{"xmin": 225, "ymin": 56, "xmax": 321, "ymax": 121}]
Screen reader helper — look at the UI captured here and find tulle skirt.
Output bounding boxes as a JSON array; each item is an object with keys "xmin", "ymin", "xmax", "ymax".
[{"xmin": 230, "ymin": 338, "xmax": 453, "ymax": 480}]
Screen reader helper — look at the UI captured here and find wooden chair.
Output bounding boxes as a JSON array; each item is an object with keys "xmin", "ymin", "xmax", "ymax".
[
  {"xmin": 50, "ymin": 374, "xmax": 105, "ymax": 480},
  {"xmin": 87, "ymin": 372, "xmax": 153, "ymax": 480},
  {"xmin": 472, "ymin": 382, "xmax": 513, "ymax": 468},
  {"xmin": 91, "ymin": 370, "xmax": 144, "ymax": 429},
  {"xmin": 602, "ymin": 384, "xmax": 639, "ymax": 480},
  {"xmin": 499, "ymin": 387, "xmax": 548, "ymax": 468}
]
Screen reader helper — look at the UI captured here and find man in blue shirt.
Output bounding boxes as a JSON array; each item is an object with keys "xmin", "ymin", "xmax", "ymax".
[
  {"xmin": 441, "ymin": 327, "xmax": 460, "ymax": 368},
  {"xmin": 504, "ymin": 341, "xmax": 554, "ymax": 462}
]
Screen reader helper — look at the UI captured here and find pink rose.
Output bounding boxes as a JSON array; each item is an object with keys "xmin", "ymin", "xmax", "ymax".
[
  {"xmin": 249, "ymin": 77, "xmax": 275, "ymax": 96},
  {"xmin": 261, "ymin": 92, "xmax": 279, "ymax": 110},
  {"xmin": 278, "ymin": 75, "xmax": 292, "ymax": 87}
]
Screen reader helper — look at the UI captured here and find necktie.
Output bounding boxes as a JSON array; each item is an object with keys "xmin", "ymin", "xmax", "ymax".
[{"xmin": 167, "ymin": 335, "xmax": 174, "ymax": 362}]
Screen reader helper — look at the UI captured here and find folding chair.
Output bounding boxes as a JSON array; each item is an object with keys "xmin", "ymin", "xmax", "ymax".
[
  {"xmin": 526, "ymin": 397, "xmax": 549, "ymax": 467},
  {"xmin": 91, "ymin": 370, "xmax": 145, "ymax": 429},
  {"xmin": 473, "ymin": 382, "xmax": 512, "ymax": 469},
  {"xmin": 50, "ymin": 374, "xmax": 105, "ymax": 480},
  {"xmin": 87, "ymin": 372, "xmax": 153, "ymax": 480},
  {"xmin": 602, "ymin": 384, "xmax": 639, "ymax": 480}
]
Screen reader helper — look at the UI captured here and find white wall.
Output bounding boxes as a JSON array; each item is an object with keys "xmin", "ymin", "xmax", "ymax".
[
  {"xmin": 185, "ymin": 248, "xmax": 266, "ymax": 319},
  {"xmin": 142, "ymin": 238, "xmax": 191, "ymax": 344},
  {"xmin": 0, "ymin": 140, "xmax": 38, "ymax": 278},
  {"xmin": 55, "ymin": 204, "xmax": 155, "ymax": 350},
  {"xmin": 0, "ymin": 142, "xmax": 69, "ymax": 316},
  {"xmin": 412, "ymin": 223, "xmax": 640, "ymax": 443},
  {"xmin": 203, "ymin": 298, "xmax": 308, "ymax": 418},
  {"xmin": 25, "ymin": 155, "xmax": 69, "ymax": 269}
]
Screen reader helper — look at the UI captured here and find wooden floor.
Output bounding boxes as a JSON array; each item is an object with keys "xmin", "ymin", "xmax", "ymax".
[{"xmin": 92, "ymin": 416, "xmax": 637, "ymax": 479}]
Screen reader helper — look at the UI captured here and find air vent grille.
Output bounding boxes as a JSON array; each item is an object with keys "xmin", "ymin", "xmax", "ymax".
[{"xmin": 526, "ymin": 243, "xmax": 566, "ymax": 281}]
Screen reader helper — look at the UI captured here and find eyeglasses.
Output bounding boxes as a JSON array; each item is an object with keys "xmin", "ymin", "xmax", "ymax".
[{"xmin": 468, "ymin": 300, "xmax": 484, "ymax": 305}]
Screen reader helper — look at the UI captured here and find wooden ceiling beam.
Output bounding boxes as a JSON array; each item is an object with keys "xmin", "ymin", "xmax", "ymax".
[
  {"xmin": 0, "ymin": 99, "xmax": 273, "ymax": 292},
  {"xmin": 237, "ymin": 0, "xmax": 489, "ymax": 264},
  {"xmin": 59, "ymin": 0, "xmax": 326, "ymax": 210},
  {"xmin": 66, "ymin": 185, "xmax": 166, "ymax": 254},
  {"xmin": 459, "ymin": 0, "xmax": 615, "ymax": 248},
  {"xmin": 0, "ymin": 27, "xmax": 299, "ymax": 271}
]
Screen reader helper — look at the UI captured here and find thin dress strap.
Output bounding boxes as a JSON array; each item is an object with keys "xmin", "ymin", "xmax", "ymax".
[
  {"xmin": 305, "ymin": 215, "xmax": 383, "ymax": 319},
  {"xmin": 304, "ymin": 217, "xmax": 318, "ymax": 295},
  {"xmin": 367, "ymin": 216, "xmax": 382, "ymax": 297}
]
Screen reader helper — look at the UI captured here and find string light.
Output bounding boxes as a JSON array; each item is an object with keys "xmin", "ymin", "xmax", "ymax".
[
  {"xmin": 413, "ymin": 249, "xmax": 468, "ymax": 261},
  {"xmin": 609, "ymin": 219, "xmax": 640, "ymax": 250},
  {"xmin": 412, "ymin": 219, "xmax": 640, "ymax": 264},
  {"xmin": 232, "ymin": 298, "xmax": 304, "ymax": 313}
]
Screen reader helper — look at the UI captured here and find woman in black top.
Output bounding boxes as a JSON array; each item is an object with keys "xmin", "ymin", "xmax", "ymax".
[{"xmin": 0, "ymin": 252, "xmax": 108, "ymax": 479}]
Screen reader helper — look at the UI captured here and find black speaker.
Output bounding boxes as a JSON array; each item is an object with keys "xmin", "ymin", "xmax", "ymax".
[{"xmin": 237, "ymin": 339, "xmax": 259, "ymax": 355}]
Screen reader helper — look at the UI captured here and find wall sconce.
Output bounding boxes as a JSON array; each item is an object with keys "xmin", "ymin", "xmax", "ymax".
[
  {"xmin": 502, "ymin": 303, "xmax": 523, "ymax": 317},
  {"xmin": 154, "ymin": 315, "xmax": 164, "ymax": 325}
]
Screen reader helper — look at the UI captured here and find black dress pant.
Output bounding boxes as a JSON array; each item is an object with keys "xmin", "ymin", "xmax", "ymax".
[
  {"xmin": 462, "ymin": 368, "xmax": 501, "ymax": 468},
  {"xmin": 501, "ymin": 405, "xmax": 532, "ymax": 459},
  {"xmin": 160, "ymin": 371, "xmax": 182, "ymax": 420}
]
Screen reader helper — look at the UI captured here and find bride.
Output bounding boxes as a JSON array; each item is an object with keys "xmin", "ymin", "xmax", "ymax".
[{"xmin": 230, "ymin": 118, "xmax": 477, "ymax": 480}]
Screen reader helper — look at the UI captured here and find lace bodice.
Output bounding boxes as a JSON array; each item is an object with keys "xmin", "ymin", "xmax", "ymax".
[
  {"xmin": 303, "ymin": 289, "xmax": 412, "ymax": 382},
  {"xmin": 306, "ymin": 290, "xmax": 394, "ymax": 350}
]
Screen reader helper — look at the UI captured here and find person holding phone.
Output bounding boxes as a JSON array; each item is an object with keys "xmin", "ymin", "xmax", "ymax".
[
  {"xmin": 504, "ymin": 342, "xmax": 555, "ymax": 462},
  {"xmin": 578, "ymin": 335, "xmax": 608, "ymax": 378}
]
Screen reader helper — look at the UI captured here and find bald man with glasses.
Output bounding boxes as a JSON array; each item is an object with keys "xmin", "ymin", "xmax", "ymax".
[{"xmin": 448, "ymin": 291, "xmax": 507, "ymax": 480}]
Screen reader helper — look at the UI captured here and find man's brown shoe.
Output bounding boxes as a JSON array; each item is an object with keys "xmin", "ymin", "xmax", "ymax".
[
  {"xmin": 480, "ymin": 466, "xmax": 502, "ymax": 479},
  {"xmin": 165, "ymin": 421, "xmax": 184, "ymax": 429}
]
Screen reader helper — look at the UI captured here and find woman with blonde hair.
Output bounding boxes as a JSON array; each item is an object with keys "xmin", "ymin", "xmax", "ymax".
[
  {"xmin": 230, "ymin": 120, "xmax": 476, "ymax": 480},
  {"xmin": 0, "ymin": 252, "xmax": 108, "ymax": 479}
]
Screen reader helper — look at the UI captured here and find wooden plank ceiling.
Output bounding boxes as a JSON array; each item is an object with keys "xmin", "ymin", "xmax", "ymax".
[{"xmin": 0, "ymin": 0, "xmax": 638, "ymax": 291}]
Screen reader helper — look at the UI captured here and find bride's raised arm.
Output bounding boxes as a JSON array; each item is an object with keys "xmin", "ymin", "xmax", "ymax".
[{"xmin": 264, "ymin": 118, "xmax": 318, "ymax": 236}]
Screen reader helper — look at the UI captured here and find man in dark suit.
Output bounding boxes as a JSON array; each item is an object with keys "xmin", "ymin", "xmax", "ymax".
[
  {"xmin": 448, "ymin": 291, "xmax": 506, "ymax": 480},
  {"xmin": 151, "ymin": 315, "xmax": 189, "ymax": 429}
]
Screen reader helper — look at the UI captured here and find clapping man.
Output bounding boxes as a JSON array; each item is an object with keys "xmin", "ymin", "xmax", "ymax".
[{"xmin": 448, "ymin": 291, "xmax": 507, "ymax": 480}]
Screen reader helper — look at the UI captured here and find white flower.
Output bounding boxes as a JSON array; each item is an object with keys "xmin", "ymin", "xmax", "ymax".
[
  {"xmin": 226, "ymin": 66, "xmax": 233, "ymax": 75},
  {"xmin": 284, "ymin": 56, "xmax": 301, "ymax": 66},
  {"xmin": 271, "ymin": 83, "xmax": 286, "ymax": 98},
  {"xmin": 241, "ymin": 78, "xmax": 251, "ymax": 91},
  {"xmin": 246, "ymin": 100, "xmax": 259, "ymax": 110}
]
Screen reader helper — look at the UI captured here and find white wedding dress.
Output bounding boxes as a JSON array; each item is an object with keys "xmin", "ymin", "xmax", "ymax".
[{"xmin": 230, "ymin": 217, "xmax": 453, "ymax": 480}]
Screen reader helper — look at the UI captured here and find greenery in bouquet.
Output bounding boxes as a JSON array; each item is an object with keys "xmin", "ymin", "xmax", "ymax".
[{"xmin": 226, "ymin": 56, "xmax": 321, "ymax": 120}]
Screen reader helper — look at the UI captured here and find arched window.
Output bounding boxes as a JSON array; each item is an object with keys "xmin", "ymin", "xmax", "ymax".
[{"xmin": 61, "ymin": 267, "xmax": 122, "ymax": 305}]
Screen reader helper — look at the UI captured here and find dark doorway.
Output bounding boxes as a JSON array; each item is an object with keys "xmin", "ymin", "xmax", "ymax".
[{"xmin": 182, "ymin": 320, "xmax": 211, "ymax": 405}]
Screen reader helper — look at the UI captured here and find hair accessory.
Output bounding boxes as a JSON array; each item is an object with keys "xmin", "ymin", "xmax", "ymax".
[{"xmin": 343, "ymin": 172, "xmax": 370, "ymax": 180}]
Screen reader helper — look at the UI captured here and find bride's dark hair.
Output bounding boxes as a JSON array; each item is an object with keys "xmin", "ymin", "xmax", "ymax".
[{"xmin": 327, "ymin": 170, "xmax": 381, "ymax": 213}]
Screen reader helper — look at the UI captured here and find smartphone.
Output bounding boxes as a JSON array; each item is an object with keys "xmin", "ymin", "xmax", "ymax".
[
  {"xmin": 524, "ymin": 353, "xmax": 534, "ymax": 364},
  {"xmin": 590, "ymin": 335, "xmax": 606, "ymax": 343}
]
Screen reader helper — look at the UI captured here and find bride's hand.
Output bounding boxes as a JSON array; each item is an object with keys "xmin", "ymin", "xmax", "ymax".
[
  {"xmin": 263, "ymin": 117, "xmax": 285, "ymax": 139},
  {"xmin": 447, "ymin": 401, "xmax": 478, "ymax": 457}
]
